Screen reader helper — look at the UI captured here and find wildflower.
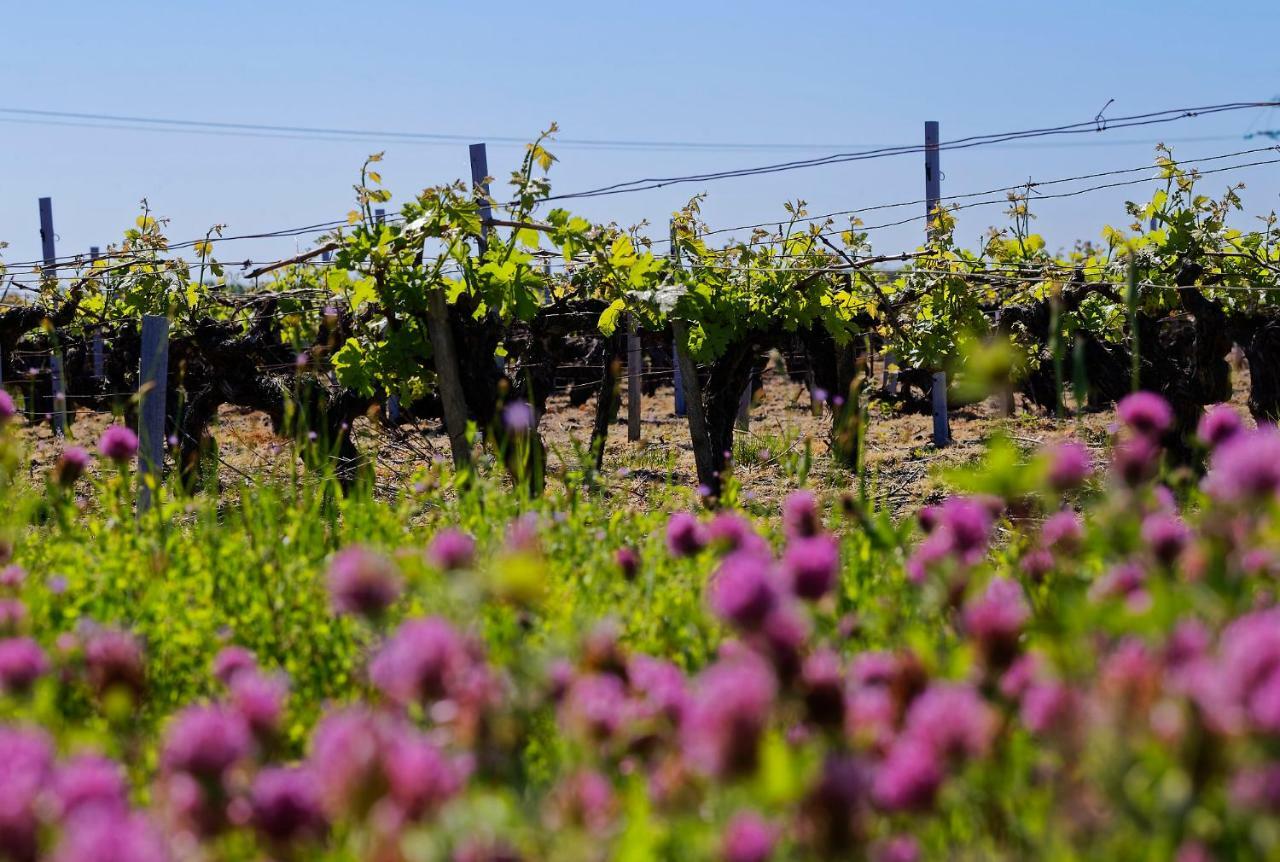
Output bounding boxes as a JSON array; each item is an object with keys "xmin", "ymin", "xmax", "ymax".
[
  {"xmin": 783, "ymin": 534, "xmax": 840, "ymax": 601},
  {"xmin": 229, "ymin": 670, "xmax": 288, "ymax": 737},
  {"xmin": 758, "ymin": 603, "xmax": 810, "ymax": 683},
  {"xmin": 84, "ymin": 627, "xmax": 145, "ymax": 699},
  {"xmin": 0, "ymin": 637, "xmax": 48, "ymax": 693},
  {"xmin": 309, "ymin": 708, "xmax": 387, "ymax": 817},
  {"xmin": 626, "ymin": 654, "xmax": 688, "ymax": 726},
  {"xmin": 666, "ymin": 512, "xmax": 707, "ymax": 558},
  {"xmin": 98, "ymin": 425, "xmax": 139, "ymax": 463},
  {"xmin": 906, "ymin": 497, "xmax": 994, "ymax": 583},
  {"xmin": 1045, "ymin": 440, "xmax": 1093, "ymax": 492},
  {"xmin": 1141, "ymin": 512, "xmax": 1190, "ymax": 566},
  {"xmin": 709, "ymin": 552, "xmax": 779, "ymax": 630},
  {"xmin": 561, "ymin": 672, "xmax": 627, "ymax": 742},
  {"xmin": 1041, "ymin": 510, "xmax": 1084, "ymax": 553},
  {"xmin": 707, "ymin": 512, "xmax": 769, "ymax": 556},
  {"xmin": 1231, "ymin": 763, "xmax": 1280, "ymax": 813},
  {"xmin": 50, "ymin": 754, "xmax": 127, "ymax": 817},
  {"xmin": 552, "ymin": 769, "xmax": 616, "ymax": 833},
  {"xmin": 1021, "ymin": 681, "xmax": 1077, "ymax": 735},
  {"xmin": 802, "ymin": 649, "xmax": 846, "ymax": 729},
  {"xmin": 614, "ymin": 546, "xmax": 640, "ymax": 581},
  {"xmin": 381, "ymin": 727, "xmax": 464, "ymax": 821},
  {"xmin": 427, "ymin": 529, "xmax": 476, "ymax": 571},
  {"xmin": 0, "ymin": 726, "xmax": 52, "ymax": 862},
  {"xmin": 1198, "ymin": 404, "xmax": 1244, "ymax": 449},
  {"xmin": 53, "ymin": 447, "xmax": 91, "ymax": 487},
  {"xmin": 51, "ymin": 810, "xmax": 169, "ymax": 862},
  {"xmin": 212, "ymin": 645, "xmax": 257, "ymax": 685},
  {"xmin": 327, "ymin": 546, "xmax": 401, "ymax": 620},
  {"xmin": 250, "ymin": 766, "xmax": 328, "ymax": 845},
  {"xmin": 1112, "ymin": 434, "xmax": 1161, "ymax": 487},
  {"xmin": 369, "ymin": 617, "xmax": 470, "ymax": 708},
  {"xmin": 801, "ymin": 756, "xmax": 869, "ymax": 856},
  {"xmin": 0, "ymin": 565, "xmax": 22, "ymax": 590},
  {"xmin": 902, "ymin": 683, "xmax": 994, "ymax": 761},
  {"xmin": 1117, "ymin": 392, "xmax": 1173, "ymax": 438},
  {"xmin": 502, "ymin": 400, "xmax": 534, "ymax": 432},
  {"xmin": 683, "ymin": 655, "xmax": 777, "ymax": 778},
  {"xmin": 873, "ymin": 737, "xmax": 941, "ymax": 811},
  {"xmin": 721, "ymin": 811, "xmax": 777, "ymax": 862},
  {"xmin": 873, "ymin": 835, "xmax": 922, "ymax": 862},
  {"xmin": 1204, "ymin": 426, "xmax": 1280, "ymax": 504},
  {"xmin": 783, "ymin": 491, "xmax": 821, "ymax": 539},
  {"xmin": 161, "ymin": 705, "xmax": 252, "ymax": 781},
  {"xmin": 0, "ymin": 599, "xmax": 27, "ymax": 636},
  {"xmin": 962, "ymin": 578, "xmax": 1029, "ymax": 669},
  {"xmin": 0, "ymin": 391, "xmax": 14, "ymax": 424},
  {"xmin": 1221, "ymin": 609, "xmax": 1280, "ymax": 733},
  {"xmin": 1019, "ymin": 548, "xmax": 1054, "ymax": 582},
  {"xmin": 1091, "ymin": 561, "xmax": 1147, "ymax": 604}
]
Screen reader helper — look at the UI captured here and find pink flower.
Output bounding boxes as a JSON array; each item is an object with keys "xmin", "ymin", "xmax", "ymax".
[
  {"xmin": 1204, "ymin": 426, "xmax": 1280, "ymax": 504},
  {"xmin": 962, "ymin": 578, "xmax": 1029, "ymax": 668},
  {"xmin": 1045, "ymin": 440, "xmax": 1093, "ymax": 492},
  {"xmin": 212, "ymin": 645, "xmax": 258, "ymax": 685},
  {"xmin": 1021, "ymin": 681, "xmax": 1077, "ymax": 734},
  {"xmin": 54, "ymin": 447, "xmax": 92, "ymax": 487},
  {"xmin": 0, "ymin": 391, "xmax": 15, "ymax": 424},
  {"xmin": 721, "ymin": 811, "xmax": 777, "ymax": 862},
  {"xmin": 709, "ymin": 552, "xmax": 780, "ymax": 630},
  {"xmin": 309, "ymin": 708, "xmax": 388, "ymax": 817},
  {"xmin": 802, "ymin": 649, "xmax": 845, "ymax": 729},
  {"xmin": 873, "ymin": 835, "xmax": 922, "ymax": 862},
  {"xmin": 84, "ymin": 627, "xmax": 145, "ymax": 699},
  {"xmin": 707, "ymin": 512, "xmax": 770, "ymax": 556},
  {"xmin": 1040, "ymin": 510, "xmax": 1084, "ymax": 553},
  {"xmin": 683, "ymin": 655, "xmax": 777, "ymax": 778},
  {"xmin": 1198, "ymin": 404, "xmax": 1244, "ymax": 449},
  {"xmin": 666, "ymin": 512, "xmax": 707, "ymax": 558},
  {"xmin": 783, "ymin": 534, "xmax": 839, "ymax": 601},
  {"xmin": 782, "ymin": 491, "xmax": 821, "ymax": 538},
  {"xmin": 0, "ymin": 637, "xmax": 48, "ymax": 694},
  {"xmin": 98, "ymin": 425, "xmax": 139, "ymax": 463},
  {"xmin": 0, "ymin": 600, "xmax": 25, "ymax": 636},
  {"xmin": 626, "ymin": 654, "xmax": 688, "ymax": 726},
  {"xmin": 381, "ymin": 726, "xmax": 465, "ymax": 821},
  {"xmin": 250, "ymin": 766, "xmax": 328, "ymax": 845},
  {"xmin": 161, "ymin": 705, "xmax": 252, "ymax": 781},
  {"xmin": 51, "ymin": 754, "xmax": 127, "ymax": 818},
  {"xmin": 51, "ymin": 809, "xmax": 169, "ymax": 862},
  {"xmin": 873, "ymin": 737, "xmax": 942, "ymax": 811},
  {"xmin": 614, "ymin": 546, "xmax": 640, "ymax": 581},
  {"xmin": 902, "ymin": 683, "xmax": 995, "ymax": 761},
  {"xmin": 426, "ymin": 529, "xmax": 476, "ymax": 571},
  {"xmin": 1117, "ymin": 392, "xmax": 1173, "ymax": 438},
  {"xmin": 1141, "ymin": 513, "xmax": 1190, "ymax": 565},
  {"xmin": 229, "ymin": 670, "xmax": 288, "ymax": 737},
  {"xmin": 561, "ymin": 673, "xmax": 628, "ymax": 742},
  {"xmin": 1112, "ymin": 434, "xmax": 1161, "ymax": 487},
  {"xmin": 369, "ymin": 616, "xmax": 471, "ymax": 707},
  {"xmin": 327, "ymin": 546, "xmax": 401, "ymax": 619},
  {"xmin": 502, "ymin": 400, "xmax": 534, "ymax": 432},
  {"xmin": 0, "ymin": 727, "xmax": 52, "ymax": 861}
]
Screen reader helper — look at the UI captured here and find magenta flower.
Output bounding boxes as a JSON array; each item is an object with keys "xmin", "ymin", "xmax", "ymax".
[
  {"xmin": 1117, "ymin": 392, "xmax": 1173, "ymax": 438},
  {"xmin": 229, "ymin": 670, "xmax": 288, "ymax": 737},
  {"xmin": 614, "ymin": 546, "xmax": 640, "ymax": 581},
  {"xmin": 561, "ymin": 672, "xmax": 628, "ymax": 742},
  {"xmin": 1112, "ymin": 433, "xmax": 1161, "ymax": 487},
  {"xmin": 683, "ymin": 655, "xmax": 776, "ymax": 778},
  {"xmin": 0, "ymin": 726, "xmax": 52, "ymax": 862},
  {"xmin": 1221, "ymin": 609, "xmax": 1280, "ymax": 733},
  {"xmin": 0, "ymin": 600, "xmax": 24, "ymax": 636},
  {"xmin": 666, "ymin": 512, "xmax": 707, "ymax": 558},
  {"xmin": 1040, "ymin": 510, "xmax": 1084, "ymax": 552},
  {"xmin": 873, "ymin": 736, "xmax": 942, "ymax": 811},
  {"xmin": 212, "ymin": 645, "xmax": 258, "ymax": 685},
  {"xmin": 84, "ymin": 627, "xmax": 146, "ymax": 699},
  {"xmin": 51, "ymin": 810, "xmax": 169, "ymax": 862},
  {"xmin": 707, "ymin": 512, "xmax": 770, "ymax": 556},
  {"xmin": 54, "ymin": 446, "xmax": 92, "ymax": 487},
  {"xmin": 626, "ymin": 654, "xmax": 688, "ymax": 726},
  {"xmin": 802, "ymin": 648, "xmax": 846, "ymax": 729},
  {"xmin": 721, "ymin": 811, "xmax": 777, "ymax": 862},
  {"xmin": 250, "ymin": 766, "xmax": 328, "ymax": 845},
  {"xmin": 906, "ymin": 496, "xmax": 994, "ymax": 583},
  {"xmin": 873, "ymin": 835, "xmax": 922, "ymax": 862},
  {"xmin": 1045, "ymin": 440, "xmax": 1093, "ymax": 492},
  {"xmin": 369, "ymin": 616, "xmax": 470, "ymax": 707},
  {"xmin": 381, "ymin": 726, "xmax": 465, "ymax": 820},
  {"xmin": 553, "ymin": 769, "xmax": 616, "ymax": 833},
  {"xmin": 963, "ymin": 578, "xmax": 1029, "ymax": 668},
  {"xmin": 98, "ymin": 424, "xmax": 139, "ymax": 463},
  {"xmin": 502, "ymin": 400, "xmax": 535, "ymax": 432},
  {"xmin": 51, "ymin": 754, "xmax": 127, "ymax": 818},
  {"xmin": 1198, "ymin": 404, "xmax": 1244, "ymax": 449},
  {"xmin": 709, "ymin": 552, "xmax": 780, "ymax": 630},
  {"xmin": 0, "ymin": 391, "xmax": 14, "ymax": 424},
  {"xmin": 161, "ymin": 705, "xmax": 252, "ymax": 781},
  {"xmin": 782, "ymin": 490, "xmax": 821, "ymax": 539},
  {"xmin": 1019, "ymin": 548, "xmax": 1054, "ymax": 582},
  {"xmin": 309, "ymin": 708, "xmax": 388, "ymax": 817},
  {"xmin": 902, "ymin": 683, "xmax": 995, "ymax": 761},
  {"xmin": 0, "ymin": 637, "xmax": 48, "ymax": 694},
  {"xmin": 1204, "ymin": 426, "xmax": 1280, "ymax": 504},
  {"xmin": 1231, "ymin": 763, "xmax": 1280, "ymax": 813},
  {"xmin": 1021, "ymin": 681, "xmax": 1077, "ymax": 735},
  {"xmin": 1141, "ymin": 513, "xmax": 1190, "ymax": 565},
  {"xmin": 426, "ymin": 529, "xmax": 476, "ymax": 571},
  {"xmin": 1091, "ymin": 561, "xmax": 1148, "ymax": 605},
  {"xmin": 326, "ymin": 546, "xmax": 401, "ymax": 619},
  {"xmin": 783, "ymin": 534, "xmax": 839, "ymax": 601},
  {"xmin": 0, "ymin": 565, "xmax": 23, "ymax": 590}
]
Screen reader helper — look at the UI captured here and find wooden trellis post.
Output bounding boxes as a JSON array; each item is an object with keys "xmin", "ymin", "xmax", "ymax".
[
  {"xmin": 138, "ymin": 315, "xmax": 170, "ymax": 513},
  {"xmin": 627, "ymin": 316, "xmax": 642, "ymax": 441}
]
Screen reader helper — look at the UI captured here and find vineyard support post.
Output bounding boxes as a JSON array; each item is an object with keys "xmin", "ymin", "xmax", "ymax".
[
  {"xmin": 627, "ymin": 316, "xmax": 641, "ymax": 441},
  {"xmin": 39, "ymin": 197, "xmax": 56, "ymax": 277},
  {"xmin": 669, "ymin": 221, "xmax": 687, "ymax": 417},
  {"xmin": 373, "ymin": 208, "xmax": 400, "ymax": 423},
  {"xmin": 138, "ymin": 314, "xmax": 170, "ymax": 513},
  {"xmin": 931, "ymin": 371, "xmax": 951, "ymax": 447},
  {"xmin": 50, "ymin": 352, "xmax": 66, "ymax": 436},
  {"xmin": 672, "ymin": 320, "xmax": 716, "ymax": 493},
  {"xmin": 736, "ymin": 370, "xmax": 752, "ymax": 432},
  {"xmin": 924, "ymin": 121, "xmax": 941, "ymax": 232},
  {"xmin": 90, "ymin": 247, "xmax": 105, "ymax": 381},
  {"xmin": 469, "ymin": 142, "xmax": 505, "ymax": 375}
]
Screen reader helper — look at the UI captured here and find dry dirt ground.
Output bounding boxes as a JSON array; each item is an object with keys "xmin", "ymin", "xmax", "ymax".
[{"xmin": 16, "ymin": 355, "xmax": 1253, "ymax": 517}]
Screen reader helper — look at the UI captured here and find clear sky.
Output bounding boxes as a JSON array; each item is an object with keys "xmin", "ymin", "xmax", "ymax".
[{"xmin": 2, "ymin": 1, "xmax": 1278, "ymax": 276}]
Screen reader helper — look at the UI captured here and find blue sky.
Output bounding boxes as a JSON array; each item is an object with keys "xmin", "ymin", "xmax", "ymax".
[{"xmin": 2, "ymin": 1, "xmax": 1278, "ymax": 275}]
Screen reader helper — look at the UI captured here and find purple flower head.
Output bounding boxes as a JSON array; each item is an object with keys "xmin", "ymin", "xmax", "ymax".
[
  {"xmin": 1019, "ymin": 548, "xmax": 1054, "ymax": 582},
  {"xmin": 54, "ymin": 446, "xmax": 92, "ymax": 487},
  {"xmin": 759, "ymin": 603, "xmax": 810, "ymax": 684},
  {"xmin": 802, "ymin": 648, "xmax": 845, "ymax": 729},
  {"xmin": 1091, "ymin": 561, "xmax": 1148, "ymax": 605},
  {"xmin": 1221, "ymin": 609, "xmax": 1280, "ymax": 733},
  {"xmin": 850, "ymin": 651, "xmax": 897, "ymax": 688},
  {"xmin": 0, "ymin": 600, "xmax": 24, "ymax": 636},
  {"xmin": 707, "ymin": 512, "xmax": 769, "ymax": 556},
  {"xmin": 326, "ymin": 546, "xmax": 401, "ymax": 619},
  {"xmin": 0, "ymin": 637, "xmax": 48, "ymax": 694},
  {"xmin": 1231, "ymin": 763, "xmax": 1280, "ymax": 813},
  {"xmin": 230, "ymin": 670, "xmax": 288, "ymax": 737},
  {"xmin": 0, "ymin": 726, "xmax": 52, "ymax": 861},
  {"xmin": 427, "ymin": 529, "xmax": 476, "ymax": 571},
  {"xmin": 382, "ymin": 726, "xmax": 465, "ymax": 822},
  {"xmin": 551, "ymin": 769, "xmax": 616, "ymax": 833},
  {"xmin": 802, "ymin": 756, "xmax": 869, "ymax": 856},
  {"xmin": 308, "ymin": 708, "xmax": 387, "ymax": 817},
  {"xmin": 561, "ymin": 672, "xmax": 628, "ymax": 742},
  {"xmin": 1112, "ymin": 433, "xmax": 1161, "ymax": 488},
  {"xmin": 250, "ymin": 766, "xmax": 327, "ymax": 845},
  {"xmin": 627, "ymin": 654, "xmax": 688, "ymax": 726},
  {"xmin": 1118, "ymin": 392, "xmax": 1173, "ymax": 438},
  {"xmin": 614, "ymin": 546, "xmax": 640, "ymax": 581},
  {"xmin": 1198, "ymin": 404, "xmax": 1244, "ymax": 449},
  {"xmin": 1041, "ymin": 510, "xmax": 1084, "ymax": 553},
  {"xmin": 910, "ymin": 497, "xmax": 994, "ymax": 583},
  {"xmin": 873, "ymin": 836, "xmax": 922, "ymax": 862},
  {"xmin": 52, "ymin": 810, "xmax": 169, "ymax": 862},
  {"xmin": 782, "ymin": 491, "xmax": 821, "ymax": 539},
  {"xmin": 84, "ymin": 627, "xmax": 145, "ymax": 699},
  {"xmin": 811, "ymin": 387, "xmax": 829, "ymax": 404},
  {"xmin": 998, "ymin": 653, "xmax": 1040, "ymax": 700},
  {"xmin": 1165, "ymin": 619, "xmax": 1212, "ymax": 670},
  {"xmin": 963, "ymin": 578, "xmax": 1029, "ymax": 669},
  {"xmin": 1045, "ymin": 440, "xmax": 1093, "ymax": 492},
  {"xmin": 98, "ymin": 425, "xmax": 139, "ymax": 463},
  {"xmin": 51, "ymin": 754, "xmax": 127, "ymax": 818},
  {"xmin": 0, "ymin": 565, "xmax": 23, "ymax": 591},
  {"xmin": 683, "ymin": 655, "xmax": 777, "ymax": 778},
  {"xmin": 902, "ymin": 683, "xmax": 994, "ymax": 762},
  {"xmin": 212, "ymin": 645, "xmax": 257, "ymax": 685},
  {"xmin": 721, "ymin": 811, "xmax": 777, "ymax": 862},
  {"xmin": 873, "ymin": 737, "xmax": 942, "ymax": 812},
  {"xmin": 502, "ymin": 400, "xmax": 535, "ymax": 432},
  {"xmin": 783, "ymin": 534, "xmax": 840, "ymax": 601},
  {"xmin": 161, "ymin": 705, "xmax": 253, "ymax": 781},
  {"xmin": 1021, "ymin": 681, "xmax": 1077, "ymax": 735},
  {"xmin": 369, "ymin": 616, "xmax": 470, "ymax": 707},
  {"xmin": 709, "ymin": 552, "xmax": 780, "ymax": 631},
  {"xmin": 1204, "ymin": 426, "xmax": 1280, "ymax": 504},
  {"xmin": 0, "ymin": 391, "xmax": 14, "ymax": 424},
  {"xmin": 1141, "ymin": 512, "xmax": 1190, "ymax": 566},
  {"xmin": 666, "ymin": 512, "xmax": 707, "ymax": 558}
]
